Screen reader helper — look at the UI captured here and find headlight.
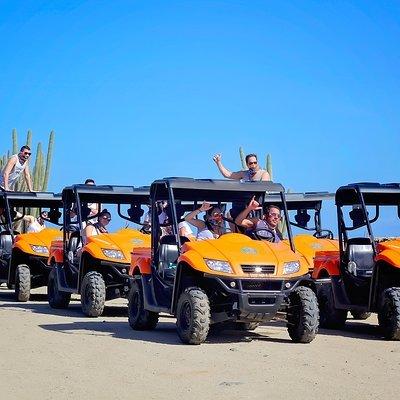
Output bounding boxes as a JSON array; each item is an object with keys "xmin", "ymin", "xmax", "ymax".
[
  {"xmin": 102, "ymin": 249, "xmax": 125, "ymax": 260},
  {"xmin": 30, "ymin": 245, "xmax": 49, "ymax": 254},
  {"xmin": 204, "ymin": 259, "xmax": 233, "ymax": 274},
  {"xmin": 283, "ymin": 261, "xmax": 300, "ymax": 274}
]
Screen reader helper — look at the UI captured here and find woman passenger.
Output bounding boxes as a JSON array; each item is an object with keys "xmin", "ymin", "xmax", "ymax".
[
  {"xmin": 83, "ymin": 209, "xmax": 111, "ymax": 244},
  {"xmin": 185, "ymin": 201, "xmax": 225, "ymax": 240}
]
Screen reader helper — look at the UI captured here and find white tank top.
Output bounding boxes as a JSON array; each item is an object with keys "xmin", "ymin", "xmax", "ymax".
[
  {"xmin": 0, "ymin": 155, "xmax": 27, "ymax": 189},
  {"xmin": 26, "ymin": 220, "xmax": 45, "ymax": 233}
]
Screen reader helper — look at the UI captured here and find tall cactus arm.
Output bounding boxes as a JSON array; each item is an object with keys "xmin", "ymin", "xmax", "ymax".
[
  {"xmin": 12, "ymin": 128, "xmax": 18, "ymax": 154},
  {"xmin": 42, "ymin": 131, "xmax": 54, "ymax": 190},
  {"xmin": 239, "ymin": 146, "xmax": 246, "ymax": 170},
  {"xmin": 266, "ymin": 154, "xmax": 273, "ymax": 181},
  {"xmin": 26, "ymin": 130, "xmax": 32, "ymax": 147}
]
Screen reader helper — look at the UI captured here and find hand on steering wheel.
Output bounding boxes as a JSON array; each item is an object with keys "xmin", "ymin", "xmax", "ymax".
[
  {"xmin": 313, "ymin": 230, "xmax": 334, "ymax": 239},
  {"xmin": 251, "ymin": 227, "xmax": 276, "ymax": 242}
]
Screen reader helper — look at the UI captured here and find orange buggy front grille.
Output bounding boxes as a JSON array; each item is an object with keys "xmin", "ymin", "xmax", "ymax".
[{"xmin": 241, "ymin": 265, "xmax": 275, "ymax": 274}]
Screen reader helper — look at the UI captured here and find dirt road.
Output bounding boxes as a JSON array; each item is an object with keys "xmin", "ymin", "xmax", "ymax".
[{"xmin": 0, "ymin": 286, "xmax": 398, "ymax": 400}]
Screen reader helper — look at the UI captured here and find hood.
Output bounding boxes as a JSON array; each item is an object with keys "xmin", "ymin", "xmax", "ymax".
[
  {"xmin": 14, "ymin": 228, "xmax": 61, "ymax": 256},
  {"xmin": 182, "ymin": 233, "xmax": 308, "ymax": 277},
  {"xmin": 15, "ymin": 228, "xmax": 61, "ymax": 247},
  {"xmin": 293, "ymin": 234, "xmax": 339, "ymax": 269},
  {"xmin": 85, "ymin": 228, "xmax": 151, "ymax": 262},
  {"xmin": 377, "ymin": 239, "xmax": 400, "ymax": 254}
]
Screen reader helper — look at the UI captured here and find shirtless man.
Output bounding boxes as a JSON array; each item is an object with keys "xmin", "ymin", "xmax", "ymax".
[
  {"xmin": 213, "ymin": 153, "xmax": 270, "ymax": 182},
  {"xmin": 0, "ymin": 146, "xmax": 34, "ymax": 191}
]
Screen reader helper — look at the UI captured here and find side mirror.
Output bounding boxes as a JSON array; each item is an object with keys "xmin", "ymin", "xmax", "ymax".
[
  {"xmin": 294, "ymin": 209, "xmax": 311, "ymax": 228},
  {"xmin": 127, "ymin": 204, "xmax": 144, "ymax": 224}
]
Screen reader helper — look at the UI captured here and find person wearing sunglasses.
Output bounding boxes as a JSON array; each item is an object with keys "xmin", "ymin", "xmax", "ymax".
[
  {"xmin": 83, "ymin": 209, "xmax": 111, "ymax": 244},
  {"xmin": 185, "ymin": 201, "xmax": 225, "ymax": 240},
  {"xmin": 235, "ymin": 196, "xmax": 282, "ymax": 243},
  {"xmin": 0, "ymin": 146, "xmax": 34, "ymax": 191},
  {"xmin": 212, "ymin": 153, "xmax": 270, "ymax": 182}
]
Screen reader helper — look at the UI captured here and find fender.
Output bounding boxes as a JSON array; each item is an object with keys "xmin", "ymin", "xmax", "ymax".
[
  {"xmin": 376, "ymin": 249, "xmax": 400, "ymax": 269},
  {"xmin": 178, "ymin": 250, "xmax": 209, "ymax": 275},
  {"xmin": 312, "ymin": 251, "xmax": 340, "ymax": 279},
  {"xmin": 130, "ymin": 247, "xmax": 152, "ymax": 275}
]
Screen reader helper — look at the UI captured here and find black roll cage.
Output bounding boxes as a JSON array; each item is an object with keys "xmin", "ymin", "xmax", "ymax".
[
  {"xmin": 149, "ymin": 178, "xmax": 294, "ymax": 267},
  {"xmin": 336, "ymin": 182, "xmax": 400, "ymax": 261},
  {"xmin": 0, "ymin": 188, "xmax": 63, "ymax": 237}
]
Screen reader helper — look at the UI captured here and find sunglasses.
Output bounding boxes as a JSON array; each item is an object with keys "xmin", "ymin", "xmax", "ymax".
[
  {"xmin": 211, "ymin": 212, "xmax": 222, "ymax": 217},
  {"xmin": 23, "ymin": 152, "xmax": 31, "ymax": 156},
  {"xmin": 268, "ymin": 212, "xmax": 281, "ymax": 219},
  {"xmin": 101, "ymin": 216, "xmax": 111, "ymax": 221},
  {"xmin": 247, "ymin": 161, "xmax": 257, "ymax": 165}
]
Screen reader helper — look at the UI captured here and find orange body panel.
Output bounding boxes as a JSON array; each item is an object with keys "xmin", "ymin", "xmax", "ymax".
[
  {"xmin": 48, "ymin": 228, "xmax": 151, "ymax": 266},
  {"xmin": 132, "ymin": 233, "xmax": 310, "ymax": 279},
  {"xmin": 130, "ymin": 247, "xmax": 152, "ymax": 275},
  {"xmin": 376, "ymin": 239, "xmax": 400, "ymax": 268},
  {"xmin": 293, "ymin": 234, "xmax": 339, "ymax": 271},
  {"xmin": 311, "ymin": 251, "xmax": 341, "ymax": 278},
  {"xmin": 312, "ymin": 238, "xmax": 400, "ymax": 279},
  {"xmin": 13, "ymin": 228, "xmax": 62, "ymax": 258}
]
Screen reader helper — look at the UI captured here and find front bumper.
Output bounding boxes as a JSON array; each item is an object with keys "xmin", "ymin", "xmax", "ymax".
[{"xmin": 205, "ymin": 274, "xmax": 309, "ymax": 321}]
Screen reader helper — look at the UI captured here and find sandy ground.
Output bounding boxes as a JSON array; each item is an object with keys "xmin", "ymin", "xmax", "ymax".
[{"xmin": 0, "ymin": 286, "xmax": 398, "ymax": 400}]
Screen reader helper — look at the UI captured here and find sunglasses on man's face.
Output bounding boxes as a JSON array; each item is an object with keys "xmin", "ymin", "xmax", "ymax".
[
  {"xmin": 268, "ymin": 212, "xmax": 281, "ymax": 219},
  {"xmin": 23, "ymin": 152, "xmax": 31, "ymax": 156},
  {"xmin": 101, "ymin": 216, "xmax": 111, "ymax": 221},
  {"xmin": 247, "ymin": 161, "xmax": 257, "ymax": 165}
]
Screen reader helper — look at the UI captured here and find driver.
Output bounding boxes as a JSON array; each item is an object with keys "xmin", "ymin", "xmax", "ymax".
[{"xmin": 235, "ymin": 196, "xmax": 282, "ymax": 242}]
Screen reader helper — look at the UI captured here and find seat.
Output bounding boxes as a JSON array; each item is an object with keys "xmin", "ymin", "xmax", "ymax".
[
  {"xmin": 157, "ymin": 235, "xmax": 190, "ymax": 281},
  {"xmin": 346, "ymin": 238, "xmax": 374, "ymax": 277},
  {"xmin": 0, "ymin": 231, "xmax": 13, "ymax": 260},
  {"xmin": 67, "ymin": 231, "xmax": 81, "ymax": 267}
]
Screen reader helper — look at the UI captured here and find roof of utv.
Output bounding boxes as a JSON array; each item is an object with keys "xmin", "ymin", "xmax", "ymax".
[
  {"xmin": 151, "ymin": 178, "xmax": 285, "ymax": 202},
  {"xmin": 264, "ymin": 192, "xmax": 334, "ymax": 211},
  {"xmin": 62, "ymin": 184, "xmax": 150, "ymax": 203},
  {"xmin": 0, "ymin": 190, "xmax": 62, "ymax": 208},
  {"xmin": 336, "ymin": 183, "xmax": 400, "ymax": 206}
]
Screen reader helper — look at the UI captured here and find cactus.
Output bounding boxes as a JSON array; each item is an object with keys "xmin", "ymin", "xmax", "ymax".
[
  {"xmin": 239, "ymin": 146, "xmax": 246, "ymax": 170},
  {"xmin": 12, "ymin": 128, "xmax": 18, "ymax": 154},
  {"xmin": 266, "ymin": 154, "xmax": 273, "ymax": 181},
  {"xmin": 42, "ymin": 130, "xmax": 54, "ymax": 190}
]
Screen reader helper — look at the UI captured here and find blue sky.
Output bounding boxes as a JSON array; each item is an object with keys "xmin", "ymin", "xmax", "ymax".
[{"xmin": 1, "ymin": 0, "xmax": 399, "ymax": 196}]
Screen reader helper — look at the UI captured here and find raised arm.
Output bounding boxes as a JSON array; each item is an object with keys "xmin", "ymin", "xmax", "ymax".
[
  {"xmin": 2, "ymin": 156, "xmax": 17, "ymax": 190},
  {"xmin": 213, "ymin": 153, "xmax": 244, "ymax": 180},
  {"xmin": 23, "ymin": 165, "xmax": 34, "ymax": 192},
  {"xmin": 235, "ymin": 196, "xmax": 261, "ymax": 229},
  {"xmin": 184, "ymin": 201, "xmax": 210, "ymax": 230}
]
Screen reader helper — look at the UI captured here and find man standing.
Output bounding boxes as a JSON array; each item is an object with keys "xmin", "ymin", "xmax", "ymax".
[
  {"xmin": 0, "ymin": 146, "xmax": 34, "ymax": 191},
  {"xmin": 213, "ymin": 153, "xmax": 270, "ymax": 181},
  {"xmin": 235, "ymin": 196, "xmax": 282, "ymax": 242}
]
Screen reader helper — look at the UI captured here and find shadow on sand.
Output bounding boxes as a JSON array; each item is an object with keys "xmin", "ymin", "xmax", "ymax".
[{"xmin": 38, "ymin": 318, "xmax": 297, "ymax": 345}]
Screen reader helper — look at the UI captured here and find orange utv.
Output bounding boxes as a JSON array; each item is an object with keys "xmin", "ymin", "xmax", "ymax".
[
  {"xmin": 0, "ymin": 189, "xmax": 63, "ymax": 301},
  {"xmin": 47, "ymin": 184, "xmax": 150, "ymax": 317},
  {"xmin": 312, "ymin": 183, "xmax": 400, "ymax": 340},
  {"xmin": 128, "ymin": 178, "xmax": 319, "ymax": 344}
]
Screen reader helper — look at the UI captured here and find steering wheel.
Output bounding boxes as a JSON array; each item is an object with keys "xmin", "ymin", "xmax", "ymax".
[
  {"xmin": 140, "ymin": 226, "xmax": 151, "ymax": 235},
  {"xmin": 251, "ymin": 227, "xmax": 276, "ymax": 242},
  {"xmin": 313, "ymin": 230, "xmax": 334, "ymax": 240}
]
